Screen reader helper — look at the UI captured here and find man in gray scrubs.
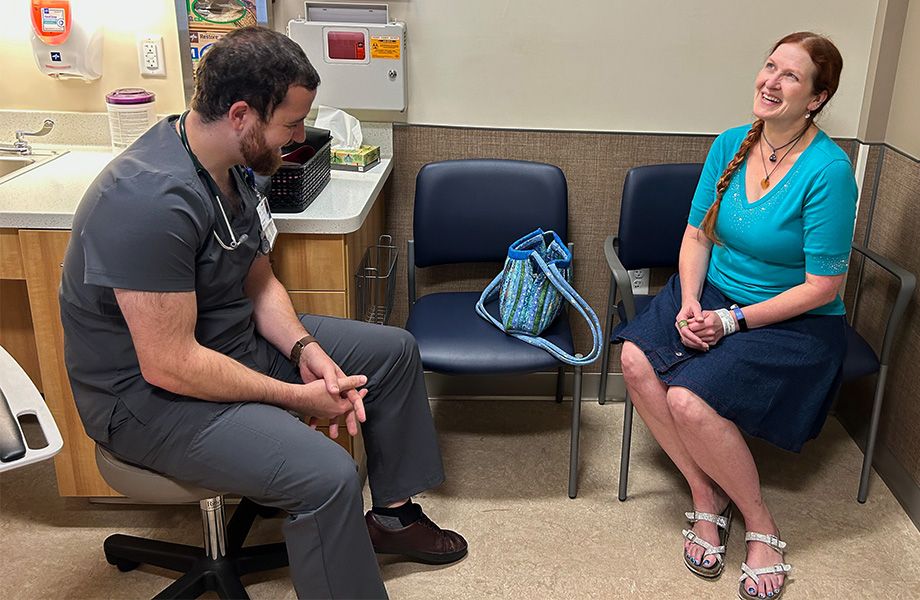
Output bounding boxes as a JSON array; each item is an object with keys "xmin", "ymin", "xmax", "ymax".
[{"xmin": 59, "ymin": 26, "xmax": 465, "ymax": 599}]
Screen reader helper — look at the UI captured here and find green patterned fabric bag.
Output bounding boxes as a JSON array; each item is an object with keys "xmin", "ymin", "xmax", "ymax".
[{"xmin": 476, "ymin": 229, "xmax": 601, "ymax": 365}]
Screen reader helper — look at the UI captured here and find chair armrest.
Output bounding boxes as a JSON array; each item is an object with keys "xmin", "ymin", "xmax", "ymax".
[
  {"xmin": 604, "ymin": 235, "xmax": 638, "ymax": 321},
  {"xmin": 0, "ymin": 388, "xmax": 27, "ymax": 462},
  {"xmin": 0, "ymin": 346, "xmax": 64, "ymax": 473},
  {"xmin": 850, "ymin": 243, "xmax": 917, "ymax": 366}
]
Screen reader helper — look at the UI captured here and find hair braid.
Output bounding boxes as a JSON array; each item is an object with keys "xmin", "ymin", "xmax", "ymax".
[{"xmin": 700, "ymin": 120, "xmax": 764, "ymax": 245}]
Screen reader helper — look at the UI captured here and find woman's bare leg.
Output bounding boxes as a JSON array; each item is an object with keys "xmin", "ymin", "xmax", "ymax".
[
  {"xmin": 666, "ymin": 386, "xmax": 785, "ymax": 597},
  {"xmin": 621, "ymin": 342, "xmax": 730, "ymax": 569}
]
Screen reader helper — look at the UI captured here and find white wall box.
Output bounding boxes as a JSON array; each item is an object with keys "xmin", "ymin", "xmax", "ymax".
[{"xmin": 288, "ymin": 3, "xmax": 407, "ymax": 111}]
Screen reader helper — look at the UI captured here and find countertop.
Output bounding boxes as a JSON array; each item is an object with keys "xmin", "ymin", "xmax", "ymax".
[{"xmin": 0, "ymin": 146, "xmax": 392, "ymax": 235}]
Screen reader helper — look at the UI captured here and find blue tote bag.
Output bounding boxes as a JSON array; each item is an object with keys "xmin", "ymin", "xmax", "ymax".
[{"xmin": 475, "ymin": 229, "xmax": 602, "ymax": 366}]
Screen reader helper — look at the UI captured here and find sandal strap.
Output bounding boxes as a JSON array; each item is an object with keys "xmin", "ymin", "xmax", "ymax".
[
  {"xmin": 682, "ymin": 528, "xmax": 726, "ymax": 557},
  {"xmin": 685, "ymin": 510, "xmax": 731, "ymax": 531},
  {"xmin": 739, "ymin": 561, "xmax": 792, "ymax": 584},
  {"xmin": 744, "ymin": 531, "xmax": 786, "ymax": 554}
]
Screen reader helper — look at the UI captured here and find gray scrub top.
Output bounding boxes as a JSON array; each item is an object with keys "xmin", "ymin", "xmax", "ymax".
[{"xmin": 59, "ymin": 116, "xmax": 271, "ymax": 443}]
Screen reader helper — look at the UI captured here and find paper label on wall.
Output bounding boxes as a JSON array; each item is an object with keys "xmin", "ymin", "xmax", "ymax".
[
  {"xmin": 41, "ymin": 8, "xmax": 66, "ymax": 32},
  {"xmin": 370, "ymin": 36, "xmax": 400, "ymax": 59}
]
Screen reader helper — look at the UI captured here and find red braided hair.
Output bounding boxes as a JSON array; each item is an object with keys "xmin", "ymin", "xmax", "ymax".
[{"xmin": 699, "ymin": 120, "xmax": 763, "ymax": 245}]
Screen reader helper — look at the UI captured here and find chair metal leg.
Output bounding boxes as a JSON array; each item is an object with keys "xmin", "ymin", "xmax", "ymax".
[
  {"xmin": 858, "ymin": 365, "xmax": 889, "ymax": 503},
  {"xmin": 568, "ymin": 360, "xmax": 583, "ymax": 499},
  {"xmin": 597, "ymin": 344, "xmax": 611, "ymax": 406},
  {"xmin": 618, "ymin": 392, "xmax": 633, "ymax": 502},
  {"xmin": 555, "ymin": 366, "xmax": 565, "ymax": 403},
  {"xmin": 598, "ymin": 277, "xmax": 617, "ymax": 405}
]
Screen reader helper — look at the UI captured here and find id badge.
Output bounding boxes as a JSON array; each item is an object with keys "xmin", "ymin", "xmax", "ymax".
[{"xmin": 256, "ymin": 194, "xmax": 278, "ymax": 254}]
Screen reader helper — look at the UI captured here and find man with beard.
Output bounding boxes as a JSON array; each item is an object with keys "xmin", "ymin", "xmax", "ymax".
[{"xmin": 59, "ymin": 26, "xmax": 466, "ymax": 599}]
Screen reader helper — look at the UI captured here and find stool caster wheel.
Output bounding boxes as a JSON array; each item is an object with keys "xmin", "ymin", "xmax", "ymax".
[{"xmin": 106, "ymin": 554, "xmax": 139, "ymax": 572}]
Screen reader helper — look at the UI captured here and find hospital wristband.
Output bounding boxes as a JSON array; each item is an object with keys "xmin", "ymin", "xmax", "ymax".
[{"xmin": 714, "ymin": 308, "xmax": 736, "ymax": 337}]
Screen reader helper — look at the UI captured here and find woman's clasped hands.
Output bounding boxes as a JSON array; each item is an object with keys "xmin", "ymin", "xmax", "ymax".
[{"xmin": 675, "ymin": 300, "xmax": 728, "ymax": 352}]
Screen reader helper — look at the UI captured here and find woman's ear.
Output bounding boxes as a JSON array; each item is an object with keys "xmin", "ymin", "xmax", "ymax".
[{"xmin": 811, "ymin": 90, "xmax": 828, "ymax": 111}]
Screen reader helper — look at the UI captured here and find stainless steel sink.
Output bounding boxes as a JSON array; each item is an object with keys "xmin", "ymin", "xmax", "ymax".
[{"xmin": 0, "ymin": 151, "xmax": 66, "ymax": 184}]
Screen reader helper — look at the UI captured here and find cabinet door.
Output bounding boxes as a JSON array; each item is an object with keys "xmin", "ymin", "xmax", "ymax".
[
  {"xmin": 19, "ymin": 230, "xmax": 119, "ymax": 497},
  {"xmin": 271, "ymin": 235, "xmax": 347, "ymax": 290},
  {"xmin": 0, "ymin": 279, "xmax": 43, "ymax": 392},
  {"xmin": 289, "ymin": 291, "xmax": 348, "ymax": 317}
]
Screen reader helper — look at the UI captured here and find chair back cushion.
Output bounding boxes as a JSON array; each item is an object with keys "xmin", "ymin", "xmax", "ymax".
[
  {"xmin": 618, "ymin": 163, "xmax": 703, "ymax": 270},
  {"xmin": 413, "ymin": 159, "xmax": 567, "ymax": 267}
]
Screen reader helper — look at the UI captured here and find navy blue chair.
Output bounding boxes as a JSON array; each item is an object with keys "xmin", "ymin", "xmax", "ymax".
[
  {"xmin": 406, "ymin": 159, "xmax": 585, "ymax": 498},
  {"xmin": 844, "ymin": 244, "xmax": 914, "ymax": 503},
  {"xmin": 601, "ymin": 163, "xmax": 916, "ymax": 504},
  {"xmin": 597, "ymin": 163, "xmax": 703, "ymax": 501}
]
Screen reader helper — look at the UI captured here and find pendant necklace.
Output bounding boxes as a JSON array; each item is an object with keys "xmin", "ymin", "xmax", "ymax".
[
  {"xmin": 762, "ymin": 130, "xmax": 805, "ymax": 162},
  {"xmin": 759, "ymin": 129, "xmax": 806, "ymax": 190}
]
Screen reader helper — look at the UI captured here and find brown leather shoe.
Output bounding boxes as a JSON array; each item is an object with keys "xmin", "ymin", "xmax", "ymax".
[{"xmin": 365, "ymin": 510, "xmax": 468, "ymax": 564}]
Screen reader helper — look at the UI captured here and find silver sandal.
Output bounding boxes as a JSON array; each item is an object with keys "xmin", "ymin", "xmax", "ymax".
[
  {"xmin": 737, "ymin": 532, "xmax": 792, "ymax": 600},
  {"xmin": 682, "ymin": 505, "xmax": 732, "ymax": 579}
]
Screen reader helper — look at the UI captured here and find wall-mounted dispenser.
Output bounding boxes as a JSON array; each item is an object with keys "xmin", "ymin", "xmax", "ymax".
[
  {"xmin": 30, "ymin": 0, "xmax": 104, "ymax": 81},
  {"xmin": 288, "ymin": 2, "xmax": 407, "ymax": 111}
]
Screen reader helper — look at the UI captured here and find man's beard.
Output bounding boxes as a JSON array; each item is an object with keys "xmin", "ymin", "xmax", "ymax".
[{"xmin": 240, "ymin": 122, "xmax": 282, "ymax": 176}]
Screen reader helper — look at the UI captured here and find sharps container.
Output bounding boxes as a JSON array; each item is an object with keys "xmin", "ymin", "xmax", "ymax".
[{"xmin": 106, "ymin": 88, "xmax": 157, "ymax": 154}]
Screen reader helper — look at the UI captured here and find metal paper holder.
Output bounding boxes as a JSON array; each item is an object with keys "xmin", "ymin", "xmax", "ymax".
[{"xmin": 354, "ymin": 235, "xmax": 398, "ymax": 325}]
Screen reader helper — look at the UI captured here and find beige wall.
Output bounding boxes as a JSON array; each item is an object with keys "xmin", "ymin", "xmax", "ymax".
[
  {"xmin": 276, "ymin": 0, "xmax": 878, "ymax": 137},
  {"xmin": 0, "ymin": 0, "xmax": 187, "ymax": 114},
  {"xmin": 886, "ymin": 1, "xmax": 920, "ymax": 158}
]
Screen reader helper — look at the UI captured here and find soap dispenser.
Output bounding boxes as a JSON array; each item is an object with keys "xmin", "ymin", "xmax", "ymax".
[{"xmin": 30, "ymin": 0, "xmax": 104, "ymax": 81}]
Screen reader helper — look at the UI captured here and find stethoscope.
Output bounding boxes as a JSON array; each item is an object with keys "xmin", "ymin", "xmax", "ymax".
[{"xmin": 178, "ymin": 110, "xmax": 250, "ymax": 251}]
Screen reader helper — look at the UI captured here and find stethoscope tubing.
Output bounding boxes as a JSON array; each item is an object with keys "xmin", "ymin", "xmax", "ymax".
[{"xmin": 178, "ymin": 111, "xmax": 249, "ymax": 251}]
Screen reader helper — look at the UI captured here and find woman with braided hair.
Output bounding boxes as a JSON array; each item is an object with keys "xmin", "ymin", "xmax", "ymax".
[{"xmin": 615, "ymin": 32, "xmax": 856, "ymax": 600}]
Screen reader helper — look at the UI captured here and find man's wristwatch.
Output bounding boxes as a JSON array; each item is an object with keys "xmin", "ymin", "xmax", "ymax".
[{"xmin": 289, "ymin": 334, "xmax": 318, "ymax": 368}]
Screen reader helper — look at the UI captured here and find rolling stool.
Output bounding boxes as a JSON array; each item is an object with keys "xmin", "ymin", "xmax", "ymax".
[{"xmin": 95, "ymin": 445, "xmax": 289, "ymax": 599}]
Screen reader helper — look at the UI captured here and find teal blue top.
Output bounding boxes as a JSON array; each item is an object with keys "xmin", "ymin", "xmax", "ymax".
[{"xmin": 688, "ymin": 124, "xmax": 858, "ymax": 315}]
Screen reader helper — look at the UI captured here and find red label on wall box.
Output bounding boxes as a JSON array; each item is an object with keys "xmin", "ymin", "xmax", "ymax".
[{"xmin": 327, "ymin": 31, "xmax": 366, "ymax": 60}]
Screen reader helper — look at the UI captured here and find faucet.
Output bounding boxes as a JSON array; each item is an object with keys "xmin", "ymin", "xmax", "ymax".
[{"xmin": 0, "ymin": 119, "xmax": 55, "ymax": 156}]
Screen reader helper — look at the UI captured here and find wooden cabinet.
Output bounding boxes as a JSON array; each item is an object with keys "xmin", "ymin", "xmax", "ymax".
[
  {"xmin": 0, "ymin": 229, "xmax": 43, "ymax": 393},
  {"xmin": 272, "ymin": 196, "xmax": 386, "ymax": 321},
  {"xmin": 0, "ymin": 193, "xmax": 383, "ymax": 497},
  {"xmin": 19, "ymin": 230, "xmax": 116, "ymax": 496}
]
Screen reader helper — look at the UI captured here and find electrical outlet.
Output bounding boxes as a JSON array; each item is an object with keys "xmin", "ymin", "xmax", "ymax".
[
  {"xmin": 628, "ymin": 268, "xmax": 650, "ymax": 295},
  {"xmin": 137, "ymin": 34, "xmax": 166, "ymax": 77}
]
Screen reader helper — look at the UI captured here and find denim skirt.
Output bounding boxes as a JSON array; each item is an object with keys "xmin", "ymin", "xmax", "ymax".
[{"xmin": 616, "ymin": 274, "xmax": 846, "ymax": 453}]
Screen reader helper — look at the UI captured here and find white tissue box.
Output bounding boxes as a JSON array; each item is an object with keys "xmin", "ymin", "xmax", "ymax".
[{"xmin": 330, "ymin": 145, "xmax": 380, "ymax": 172}]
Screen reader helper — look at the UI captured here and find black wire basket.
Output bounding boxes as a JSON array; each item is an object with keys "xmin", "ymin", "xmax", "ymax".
[{"xmin": 269, "ymin": 127, "xmax": 331, "ymax": 213}]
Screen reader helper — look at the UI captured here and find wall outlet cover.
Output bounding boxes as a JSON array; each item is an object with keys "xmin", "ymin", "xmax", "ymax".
[{"xmin": 136, "ymin": 34, "xmax": 165, "ymax": 77}]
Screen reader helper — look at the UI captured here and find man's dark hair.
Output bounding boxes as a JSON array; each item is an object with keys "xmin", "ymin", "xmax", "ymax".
[{"xmin": 192, "ymin": 26, "xmax": 321, "ymax": 123}]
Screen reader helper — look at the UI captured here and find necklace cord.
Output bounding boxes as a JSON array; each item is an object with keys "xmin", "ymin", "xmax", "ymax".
[{"xmin": 759, "ymin": 125, "xmax": 809, "ymax": 189}]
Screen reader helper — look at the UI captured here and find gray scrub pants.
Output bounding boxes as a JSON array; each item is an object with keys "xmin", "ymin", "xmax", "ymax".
[{"xmin": 105, "ymin": 316, "xmax": 445, "ymax": 599}]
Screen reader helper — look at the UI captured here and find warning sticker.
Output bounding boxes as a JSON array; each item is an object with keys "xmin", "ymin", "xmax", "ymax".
[{"xmin": 370, "ymin": 36, "xmax": 401, "ymax": 60}]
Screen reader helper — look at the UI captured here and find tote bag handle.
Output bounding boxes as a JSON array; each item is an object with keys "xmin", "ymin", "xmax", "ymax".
[{"xmin": 476, "ymin": 249, "xmax": 602, "ymax": 366}]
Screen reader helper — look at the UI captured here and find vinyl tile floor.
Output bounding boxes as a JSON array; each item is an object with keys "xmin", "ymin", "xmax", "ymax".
[{"xmin": 2, "ymin": 399, "xmax": 919, "ymax": 600}]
